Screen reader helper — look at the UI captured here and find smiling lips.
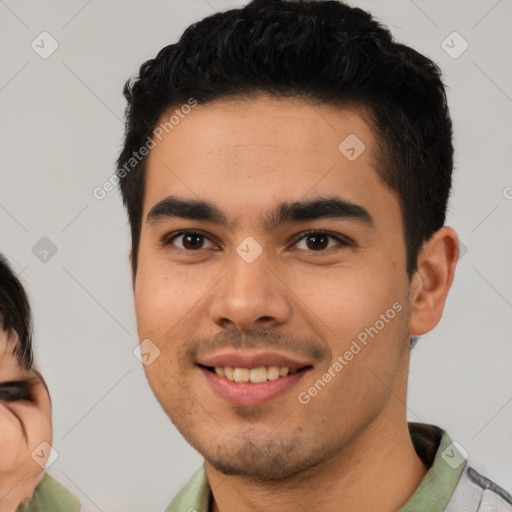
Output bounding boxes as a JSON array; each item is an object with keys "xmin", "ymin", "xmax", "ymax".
[
  {"xmin": 213, "ymin": 365, "xmax": 297, "ymax": 382},
  {"xmin": 197, "ymin": 350, "xmax": 313, "ymax": 405}
]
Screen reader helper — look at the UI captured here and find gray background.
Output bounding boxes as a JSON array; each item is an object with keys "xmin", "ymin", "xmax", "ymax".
[{"xmin": 0, "ymin": 0, "xmax": 511, "ymax": 510}]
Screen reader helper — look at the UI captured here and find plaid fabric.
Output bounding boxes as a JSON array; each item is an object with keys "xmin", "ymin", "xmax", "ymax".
[{"xmin": 446, "ymin": 465, "xmax": 512, "ymax": 512}]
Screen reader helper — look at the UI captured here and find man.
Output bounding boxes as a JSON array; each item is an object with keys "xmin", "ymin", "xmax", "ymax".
[
  {"xmin": 116, "ymin": 0, "xmax": 512, "ymax": 510},
  {"xmin": 0, "ymin": 255, "xmax": 81, "ymax": 512}
]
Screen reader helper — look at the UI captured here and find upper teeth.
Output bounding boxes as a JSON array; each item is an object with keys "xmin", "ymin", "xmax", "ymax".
[{"xmin": 214, "ymin": 366, "xmax": 298, "ymax": 383}]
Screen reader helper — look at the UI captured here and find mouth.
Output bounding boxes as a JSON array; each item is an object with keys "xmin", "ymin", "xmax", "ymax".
[
  {"xmin": 198, "ymin": 364, "xmax": 312, "ymax": 383},
  {"xmin": 197, "ymin": 358, "xmax": 314, "ymax": 406}
]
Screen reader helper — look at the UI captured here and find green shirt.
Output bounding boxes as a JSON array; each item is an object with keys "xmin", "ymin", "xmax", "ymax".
[
  {"xmin": 164, "ymin": 423, "xmax": 467, "ymax": 512},
  {"xmin": 14, "ymin": 472, "xmax": 81, "ymax": 512}
]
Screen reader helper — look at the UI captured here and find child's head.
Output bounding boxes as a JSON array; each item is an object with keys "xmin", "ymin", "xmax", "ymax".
[
  {"xmin": 0, "ymin": 254, "xmax": 53, "ymax": 512},
  {"xmin": 0, "ymin": 255, "xmax": 33, "ymax": 371}
]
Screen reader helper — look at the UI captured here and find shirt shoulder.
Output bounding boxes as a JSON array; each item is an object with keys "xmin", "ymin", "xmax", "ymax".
[
  {"xmin": 401, "ymin": 424, "xmax": 511, "ymax": 512},
  {"xmin": 164, "ymin": 464, "xmax": 211, "ymax": 512},
  {"xmin": 15, "ymin": 472, "xmax": 81, "ymax": 512},
  {"xmin": 446, "ymin": 465, "xmax": 512, "ymax": 512}
]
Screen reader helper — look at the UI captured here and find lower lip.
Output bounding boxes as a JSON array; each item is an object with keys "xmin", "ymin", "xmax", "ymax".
[{"xmin": 199, "ymin": 366, "xmax": 310, "ymax": 406}]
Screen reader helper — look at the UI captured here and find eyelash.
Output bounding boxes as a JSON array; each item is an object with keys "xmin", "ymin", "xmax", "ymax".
[{"xmin": 164, "ymin": 230, "xmax": 351, "ymax": 255}]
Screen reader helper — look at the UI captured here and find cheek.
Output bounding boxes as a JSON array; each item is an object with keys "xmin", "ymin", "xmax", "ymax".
[
  {"xmin": 142, "ymin": 344, "xmax": 194, "ymax": 419},
  {"xmin": 302, "ymin": 266, "xmax": 407, "ymax": 356},
  {"xmin": 134, "ymin": 265, "xmax": 181, "ymax": 335},
  {"xmin": 134, "ymin": 258, "xmax": 220, "ymax": 338},
  {"xmin": 0, "ymin": 405, "xmax": 25, "ymax": 471},
  {"xmin": 298, "ymin": 268, "xmax": 392, "ymax": 324},
  {"xmin": 134, "ymin": 266, "xmax": 202, "ymax": 381}
]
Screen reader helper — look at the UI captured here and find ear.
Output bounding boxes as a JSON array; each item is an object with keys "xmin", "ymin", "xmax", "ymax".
[{"xmin": 408, "ymin": 226, "xmax": 459, "ymax": 336}]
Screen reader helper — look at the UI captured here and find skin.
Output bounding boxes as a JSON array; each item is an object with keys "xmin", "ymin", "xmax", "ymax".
[
  {"xmin": 132, "ymin": 95, "xmax": 459, "ymax": 511},
  {"xmin": 0, "ymin": 329, "xmax": 52, "ymax": 512}
]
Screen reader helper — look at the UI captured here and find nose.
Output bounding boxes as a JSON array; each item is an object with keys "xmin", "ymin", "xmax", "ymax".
[{"xmin": 208, "ymin": 244, "xmax": 292, "ymax": 333}]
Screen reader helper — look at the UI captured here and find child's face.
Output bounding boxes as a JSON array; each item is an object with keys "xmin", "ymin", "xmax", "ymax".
[{"xmin": 0, "ymin": 328, "xmax": 52, "ymax": 512}]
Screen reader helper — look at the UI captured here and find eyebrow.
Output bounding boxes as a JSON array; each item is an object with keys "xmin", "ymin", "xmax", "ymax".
[{"xmin": 147, "ymin": 195, "xmax": 374, "ymax": 231}]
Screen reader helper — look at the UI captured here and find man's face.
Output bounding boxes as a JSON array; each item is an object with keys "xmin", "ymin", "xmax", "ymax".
[{"xmin": 133, "ymin": 96, "xmax": 413, "ymax": 480}]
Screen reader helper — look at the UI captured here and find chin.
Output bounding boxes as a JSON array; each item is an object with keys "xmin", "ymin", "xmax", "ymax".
[{"xmin": 199, "ymin": 433, "xmax": 328, "ymax": 482}]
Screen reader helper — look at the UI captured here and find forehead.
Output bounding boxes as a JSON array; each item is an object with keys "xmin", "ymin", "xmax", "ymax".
[{"xmin": 142, "ymin": 96, "xmax": 398, "ymax": 229}]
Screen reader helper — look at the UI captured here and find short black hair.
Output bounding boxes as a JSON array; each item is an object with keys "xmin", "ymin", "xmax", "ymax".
[
  {"xmin": 117, "ymin": 0, "xmax": 453, "ymax": 279},
  {"xmin": 0, "ymin": 254, "xmax": 33, "ymax": 370}
]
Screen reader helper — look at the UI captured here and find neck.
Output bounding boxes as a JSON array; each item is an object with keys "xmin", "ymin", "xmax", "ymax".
[{"xmin": 0, "ymin": 472, "xmax": 42, "ymax": 512}]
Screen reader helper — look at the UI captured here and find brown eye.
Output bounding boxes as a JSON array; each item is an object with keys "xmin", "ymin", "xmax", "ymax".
[
  {"xmin": 293, "ymin": 231, "xmax": 350, "ymax": 252},
  {"xmin": 181, "ymin": 233, "xmax": 206, "ymax": 250},
  {"xmin": 165, "ymin": 231, "xmax": 216, "ymax": 252},
  {"xmin": 305, "ymin": 233, "xmax": 330, "ymax": 250},
  {"xmin": 0, "ymin": 381, "xmax": 31, "ymax": 402}
]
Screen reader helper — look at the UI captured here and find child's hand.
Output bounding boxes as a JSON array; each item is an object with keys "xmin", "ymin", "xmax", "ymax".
[{"xmin": 0, "ymin": 330, "xmax": 52, "ymax": 512}]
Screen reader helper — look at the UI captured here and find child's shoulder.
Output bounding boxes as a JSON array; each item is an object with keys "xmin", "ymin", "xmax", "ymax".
[{"xmin": 15, "ymin": 472, "xmax": 81, "ymax": 512}]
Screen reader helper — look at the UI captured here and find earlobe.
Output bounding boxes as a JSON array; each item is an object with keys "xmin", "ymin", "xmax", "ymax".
[{"xmin": 408, "ymin": 227, "xmax": 459, "ymax": 336}]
